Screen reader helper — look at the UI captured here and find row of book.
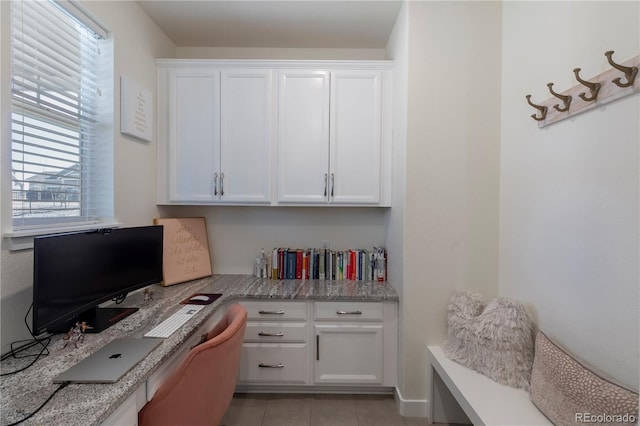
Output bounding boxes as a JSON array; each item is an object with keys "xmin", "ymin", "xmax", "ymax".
[{"xmin": 256, "ymin": 247, "xmax": 387, "ymax": 281}]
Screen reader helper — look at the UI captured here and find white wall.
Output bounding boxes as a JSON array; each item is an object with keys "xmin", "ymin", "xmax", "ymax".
[
  {"xmin": 0, "ymin": 1, "xmax": 176, "ymax": 353},
  {"xmin": 402, "ymin": 0, "xmax": 502, "ymax": 406},
  {"xmin": 500, "ymin": 1, "xmax": 639, "ymax": 391}
]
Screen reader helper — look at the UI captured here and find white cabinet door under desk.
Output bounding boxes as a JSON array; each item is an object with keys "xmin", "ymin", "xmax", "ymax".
[{"xmin": 314, "ymin": 323, "xmax": 384, "ymax": 385}]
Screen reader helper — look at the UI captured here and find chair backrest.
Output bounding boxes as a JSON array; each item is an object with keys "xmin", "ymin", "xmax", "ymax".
[{"xmin": 139, "ymin": 303, "xmax": 248, "ymax": 426}]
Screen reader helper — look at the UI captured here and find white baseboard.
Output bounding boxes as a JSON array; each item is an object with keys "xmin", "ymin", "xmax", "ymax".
[{"xmin": 394, "ymin": 387, "xmax": 429, "ymax": 418}]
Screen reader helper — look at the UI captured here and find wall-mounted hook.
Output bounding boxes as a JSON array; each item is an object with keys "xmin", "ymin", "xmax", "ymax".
[
  {"xmin": 605, "ymin": 50, "xmax": 638, "ymax": 88},
  {"xmin": 525, "ymin": 95, "xmax": 548, "ymax": 121},
  {"xmin": 572, "ymin": 68, "xmax": 601, "ymax": 102},
  {"xmin": 546, "ymin": 83, "xmax": 572, "ymax": 112}
]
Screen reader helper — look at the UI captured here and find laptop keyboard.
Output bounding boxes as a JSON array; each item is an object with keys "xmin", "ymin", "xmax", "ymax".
[{"xmin": 144, "ymin": 305, "xmax": 205, "ymax": 338}]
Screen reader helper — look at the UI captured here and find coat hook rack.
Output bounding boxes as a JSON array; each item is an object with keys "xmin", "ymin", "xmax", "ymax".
[
  {"xmin": 572, "ymin": 68, "xmax": 600, "ymax": 102},
  {"xmin": 525, "ymin": 95, "xmax": 547, "ymax": 121},
  {"xmin": 546, "ymin": 83, "xmax": 571, "ymax": 112},
  {"xmin": 526, "ymin": 51, "xmax": 639, "ymax": 127},
  {"xmin": 605, "ymin": 51, "xmax": 638, "ymax": 88}
]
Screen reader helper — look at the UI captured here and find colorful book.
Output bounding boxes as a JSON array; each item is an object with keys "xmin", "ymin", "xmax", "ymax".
[
  {"xmin": 296, "ymin": 249, "xmax": 303, "ymax": 279},
  {"xmin": 319, "ymin": 249, "xmax": 325, "ymax": 280},
  {"xmin": 272, "ymin": 248, "xmax": 279, "ymax": 279}
]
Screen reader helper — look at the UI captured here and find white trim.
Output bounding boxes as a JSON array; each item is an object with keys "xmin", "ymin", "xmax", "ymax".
[
  {"xmin": 394, "ymin": 386, "xmax": 429, "ymax": 418},
  {"xmin": 5, "ymin": 221, "xmax": 122, "ymax": 251}
]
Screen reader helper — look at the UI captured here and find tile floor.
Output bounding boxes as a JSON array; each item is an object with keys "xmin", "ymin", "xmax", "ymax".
[{"xmin": 220, "ymin": 393, "xmax": 436, "ymax": 426}]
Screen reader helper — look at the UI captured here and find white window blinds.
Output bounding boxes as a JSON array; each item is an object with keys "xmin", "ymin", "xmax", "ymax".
[{"xmin": 11, "ymin": 0, "xmax": 112, "ymax": 232}]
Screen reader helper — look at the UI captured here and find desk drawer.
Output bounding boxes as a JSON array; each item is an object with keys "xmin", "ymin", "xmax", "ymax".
[
  {"xmin": 238, "ymin": 343, "xmax": 308, "ymax": 384},
  {"xmin": 245, "ymin": 322, "xmax": 307, "ymax": 343},
  {"xmin": 314, "ymin": 302, "xmax": 383, "ymax": 321},
  {"xmin": 242, "ymin": 301, "xmax": 307, "ymax": 321}
]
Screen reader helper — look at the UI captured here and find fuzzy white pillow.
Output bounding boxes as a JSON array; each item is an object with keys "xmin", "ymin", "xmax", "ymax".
[{"xmin": 443, "ymin": 290, "xmax": 536, "ymax": 390}]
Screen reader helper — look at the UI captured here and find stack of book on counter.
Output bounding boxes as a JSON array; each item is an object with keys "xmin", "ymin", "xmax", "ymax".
[{"xmin": 266, "ymin": 247, "xmax": 387, "ymax": 281}]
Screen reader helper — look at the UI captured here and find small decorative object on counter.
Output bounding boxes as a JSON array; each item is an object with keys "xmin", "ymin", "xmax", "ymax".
[
  {"xmin": 63, "ymin": 321, "xmax": 92, "ymax": 349},
  {"xmin": 254, "ymin": 248, "xmax": 268, "ymax": 278},
  {"xmin": 143, "ymin": 288, "xmax": 154, "ymax": 304}
]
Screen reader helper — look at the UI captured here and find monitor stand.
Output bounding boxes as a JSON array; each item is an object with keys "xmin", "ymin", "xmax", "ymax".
[
  {"xmin": 50, "ymin": 307, "xmax": 139, "ymax": 334},
  {"xmin": 81, "ymin": 307, "xmax": 139, "ymax": 333}
]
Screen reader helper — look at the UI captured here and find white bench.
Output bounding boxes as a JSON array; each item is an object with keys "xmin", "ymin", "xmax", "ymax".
[{"xmin": 427, "ymin": 345, "xmax": 552, "ymax": 425}]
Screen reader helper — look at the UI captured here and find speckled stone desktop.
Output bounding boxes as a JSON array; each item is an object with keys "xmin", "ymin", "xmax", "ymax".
[{"xmin": 0, "ymin": 275, "xmax": 398, "ymax": 426}]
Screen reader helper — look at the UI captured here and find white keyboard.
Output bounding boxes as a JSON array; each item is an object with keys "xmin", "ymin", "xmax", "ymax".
[{"xmin": 144, "ymin": 304, "xmax": 205, "ymax": 338}]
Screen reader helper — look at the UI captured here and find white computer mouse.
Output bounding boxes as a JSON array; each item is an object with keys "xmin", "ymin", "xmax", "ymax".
[{"xmin": 189, "ymin": 295, "xmax": 210, "ymax": 302}]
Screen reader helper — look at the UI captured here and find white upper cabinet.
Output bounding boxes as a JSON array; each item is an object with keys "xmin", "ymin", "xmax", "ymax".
[
  {"xmin": 277, "ymin": 71, "xmax": 331, "ymax": 204},
  {"xmin": 277, "ymin": 69, "xmax": 389, "ymax": 205},
  {"xmin": 158, "ymin": 66, "xmax": 273, "ymax": 204},
  {"xmin": 157, "ymin": 60, "xmax": 391, "ymax": 206},
  {"xmin": 330, "ymin": 71, "xmax": 383, "ymax": 204},
  {"xmin": 166, "ymin": 68, "xmax": 220, "ymax": 203},
  {"xmin": 220, "ymin": 69, "xmax": 273, "ymax": 203}
]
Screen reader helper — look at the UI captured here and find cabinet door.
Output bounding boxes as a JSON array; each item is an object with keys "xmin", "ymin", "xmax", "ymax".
[
  {"xmin": 329, "ymin": 71, "xmax": 383, "ymax": 204},
  {"xmin": 220, "ymin": 70, "xmax": 273, "ymax": 203},
  {"xmin": 314, "ymin": 324, "xmax": 383, "ymax": 384},
  {"xmin": 277, "ymin": 70, "xmax": 330, "ymax": 203},
  {"xmin": 168, "ymin": 69, "xmax": 220, "ymax": 202}
]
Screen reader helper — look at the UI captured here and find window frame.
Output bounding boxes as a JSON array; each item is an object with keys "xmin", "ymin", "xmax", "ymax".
[{"xmin": 5, "ymin": 0, "xmax": 115, "ymax": 250}]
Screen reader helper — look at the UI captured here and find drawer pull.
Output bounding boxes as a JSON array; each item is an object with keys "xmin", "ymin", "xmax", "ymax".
[
  {"xmin": 259, "ymin": 363, "xmax": 284, "ymax": 368},
  {"xmin": 258, "ymin": 332, "xmax": 284, "ymax": 337},
  {"xmin": 336, "ymin": 310, "xmax": 362, "ymax": 315},
  {"xmin": 258, "ymin": 310, "xmax": 285, "ymax": 315}
]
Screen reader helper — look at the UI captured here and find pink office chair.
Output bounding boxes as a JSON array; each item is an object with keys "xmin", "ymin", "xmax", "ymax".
[{"xmin": 139, "ymin": 303, "xmax": 248, "ymax": 426}]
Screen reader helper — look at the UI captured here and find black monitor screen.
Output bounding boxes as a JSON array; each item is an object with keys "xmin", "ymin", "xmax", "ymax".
[{"xmin": 32, "ymin": 226, "xmax": 163, "ymax": 335}]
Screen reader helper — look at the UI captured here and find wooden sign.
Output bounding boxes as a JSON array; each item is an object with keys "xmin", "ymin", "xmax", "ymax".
[{"xmin": 153, "ymin": 217, "xmax": 212, "ymax": 286}]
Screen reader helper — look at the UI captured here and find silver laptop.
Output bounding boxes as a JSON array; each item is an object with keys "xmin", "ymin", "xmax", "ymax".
[{"xmin": 54, "ymin": 338, "xmax": 162, "ymax": 383}]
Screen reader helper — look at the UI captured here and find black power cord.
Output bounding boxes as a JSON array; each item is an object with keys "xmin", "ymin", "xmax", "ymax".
[
  {"xmin": 1, "ymin": 305, "xmax": 65, "ymax": 426},
  {"xmin": 1, "ymin": 305, "xmax": 52, "ymax": 376},
  {"xmin": 3, "ymin": 382, "xmax": 70, "ymax": 426}
]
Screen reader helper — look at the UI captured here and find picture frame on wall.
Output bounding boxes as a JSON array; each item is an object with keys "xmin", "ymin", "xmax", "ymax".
[{"xmin": 120, "ymin": 75, "xmax": 153, "ymax": 142}]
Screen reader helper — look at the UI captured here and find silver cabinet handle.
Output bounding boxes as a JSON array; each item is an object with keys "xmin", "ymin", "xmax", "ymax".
[
  {"xmin": 336, "ymin": 310, "xmax": 362, "ymax": 315},
  {"xmin": 213, "ymin": 172, "xmax": 218, "ymax": 196},
  {"xmin": 258, "ymin": 332, "xmax": 284, "ymax": 337},
  {"xmin": 258, "ymin": 310, "xmax": 285, "ymax": 315},
  {"xmin": 323, "ymin": 173, "xmax": 328, "ymax": 197},
  {"xmin": 220, "ymin": 172, "xmax": 225, "ymax": 196},
  {"xmin": 259, "ymin": 363, "xmax": 284, "ymax": 368},
  {"xmin": 331, "ymin": 173, "xmax": 335, "ymax": 197}
]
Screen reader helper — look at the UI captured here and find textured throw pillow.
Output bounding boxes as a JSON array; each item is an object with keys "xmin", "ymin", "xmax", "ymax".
[
  {"xmin": 443, "ymin": 290, "xmax": 536, "ymax": 390},
  {"xmin": 530, "ymin": 332, "xmax": 639, "ymax": 426}
]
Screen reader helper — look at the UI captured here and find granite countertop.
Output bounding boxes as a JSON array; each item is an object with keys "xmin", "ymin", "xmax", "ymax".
[{"xmin": 0, "ymin": 274, "xmax": 398, "ymax": 426}]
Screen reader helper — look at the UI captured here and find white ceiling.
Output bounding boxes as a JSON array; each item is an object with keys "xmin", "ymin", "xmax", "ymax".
[{"xmin": 136, "ymin": 1, "xmax": 403, "ymax": 49}]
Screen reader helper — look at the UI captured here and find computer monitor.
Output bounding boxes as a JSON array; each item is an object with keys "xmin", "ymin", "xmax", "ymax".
[{"xmin": 32, "ymin": 226, "xmax": 163, "ymax": 335}]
